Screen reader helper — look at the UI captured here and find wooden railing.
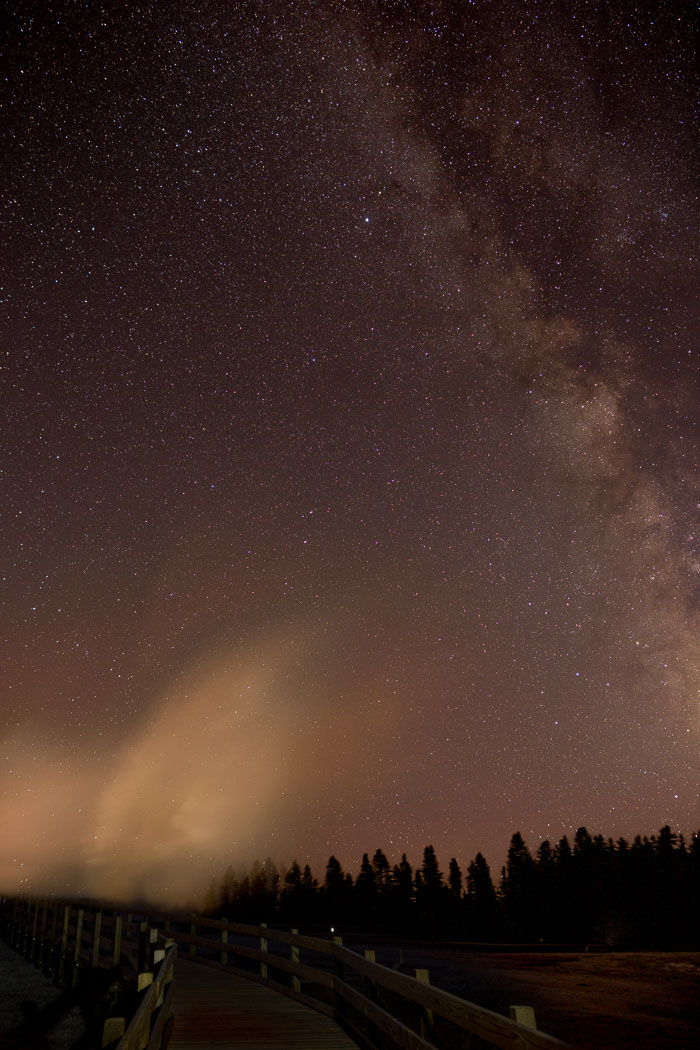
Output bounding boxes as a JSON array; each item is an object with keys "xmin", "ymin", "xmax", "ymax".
[
  {"xmin": 148, "ymin": 913, "xmax": 570, "ymax": 1050},
  {"xmin": 2, "ymin": 898, "xmax": 570, "ymax": 1049},
  {"xmin": 0, "ymin": 897, "xmax": 175, "ymax": 1050}
]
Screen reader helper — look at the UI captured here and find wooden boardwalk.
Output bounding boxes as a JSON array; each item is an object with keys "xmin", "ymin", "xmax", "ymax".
[
  {"xmin": 169, "ymin": 958, "xmax": 357, "ymax": 1049},
  {"xmin": 2, "ymin": 902, "xmax": 571, "ymax": 1050}
]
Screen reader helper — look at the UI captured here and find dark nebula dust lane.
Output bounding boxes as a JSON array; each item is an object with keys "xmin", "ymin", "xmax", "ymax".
[{"xmin": 1, "ymin": 0, "xmax": 697, "ymax": 904}]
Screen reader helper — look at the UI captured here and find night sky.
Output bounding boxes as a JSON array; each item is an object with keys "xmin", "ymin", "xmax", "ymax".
[{"xmin": 2, "ymin": 1, "xmax": 698, "ymax": 905}]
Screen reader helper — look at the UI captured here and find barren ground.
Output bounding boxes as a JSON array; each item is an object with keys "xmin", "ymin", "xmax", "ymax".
[
  {"xmin": 383, "ymin": 945, "xmax": 700, "ymax": 1049},
  {"xmin": 0, "ymin": 939, "xmax": 86, "ymax": 1049}
]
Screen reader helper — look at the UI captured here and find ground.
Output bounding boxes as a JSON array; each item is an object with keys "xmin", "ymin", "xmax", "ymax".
[
  {"xmin": 381, "ymin": 944, "xmax": 700, "ymax": 1049},
  {"xmin": 0, "ymin": 940, "xmax": 86, "ymax": 1049}
]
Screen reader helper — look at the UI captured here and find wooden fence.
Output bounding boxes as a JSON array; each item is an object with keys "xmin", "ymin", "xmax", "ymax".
[
  {"xmin": 148, "ymin": 912, "xmax": 570, "ymax": 1050},
  {"xmin": 0, "ymin": 897, "xmax": 175, "ymax": 1050}
]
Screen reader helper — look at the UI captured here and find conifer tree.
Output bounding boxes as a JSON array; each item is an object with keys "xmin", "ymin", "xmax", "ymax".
[
  {"xmin": 466, "ymin": 852, "xmax": 498, "ymax": 939},
  {"xmin": 392, "ymin": 853, "xmax": 414, "ymax": 917},
  {"xmin": 502, "ymin": 832, "xmax": 537, "ymax": 939},
  {"xmin": 448, "ymin": 857, "xmax": 463, "ymax": 898},
  {"xmin": 421, "ymin": 845, "xmax": 443, "ymax": 893},
  {"xmin": 372, "ymin": 848, "xmax": 392, "ymax": 890}
]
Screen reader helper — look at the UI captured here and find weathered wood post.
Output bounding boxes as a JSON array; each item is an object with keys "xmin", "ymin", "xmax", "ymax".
[
  {"xmin": 363, "ymin": 949, "xmax": 378, "ymax": 1005},
  {"xmin": 92, "ymin": 911, "xmax": 102, "ymax": 968},
  {"xmin": 137, "ymin": 923, "xmax": 158, "ymax": 989},
  {"xmin": 112, "ymin": 915, "xmax": 122, "ymax": 969},
  {"xmin": 101, "ymin": 1016, "xmax": 126, "ymax": 1049},
  {"xmin": 331, "ymin": 936, "xmax": 345, "ymax": 1020},
  {"xmin": 259, "ymin": 922, "xmax": 268, "ymax": 979},
  {"xmin": 72, "ymin": 908, "xmax": 85, "ymax": 987},
  {"xmin": 332, "ymin": 934, "xmax": 343, "ymax": 977},
  {"xmin": 156, "ymin": 942, "xmax": 174, "ymax": 1011},
  {"xmin": 137, "ymin": 970, "xmax": 154, "ymax": 993},
  {"xmin": 189, "ymin": 920, "xmax": 197, "ymax": 957},
  {"xmin": 137, "ymin": 922, "xmax": 148, "ymax": 973},
  {"xmin": 12, "ymin": 899, "xmax": 22, "ymax": 952},
  {"xmin": 290, "ymin": 928, "xmax": 301, "ymax": 994},
  {"xmin": 12, "ymin": 898, "xmax": 21, "ymax": 952},
  {"xmin": 58, "ymin": 905, "xmax": 70, "ymax": 984},
  {"xmin": 220, "ymin": 921, "xmax": 228, "ymax": 965},
  {"xmin": 510, "ymin": 1005, "xmax": 537, "ymax": 1029},
  {"xmin": 7, "ymin": 901, "xmax": 14, "ymax": 950},
  {"xmin": 23, "ymin": 898, "xmax": 31, "ymax": 954},
  {"xmin": 30, "ymin": 898, "xmax": 40, "ymax": 962},
  {"xmin": 12, "ymin": 898, "xmax": 21, "ymax": 953},
  {"xmin": 20, "ymin": 898, "xmax": 30, "ymax": 953},
  {"xmin": 153, "ymin": 929, "xmax": 166, "ymax": 968},
  {"xmin": 13, "ymin": 894, "xmax": 23, "ymax": 953},
  {"xmin": 48, "ymin": 899, "xmax": 60, "ymax": 976},
  {"xmin": 38, "ymin": 899, "xmax": 48, "ymax": 967},
  {"xmin": 415, "ymin": 968, "xmax": 434, "ymax": 1038}
]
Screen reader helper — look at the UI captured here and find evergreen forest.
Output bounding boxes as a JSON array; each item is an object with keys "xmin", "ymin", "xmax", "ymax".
[{"xmin": 201, "ymin": 825, "xmax": 700, "ymax": 947}]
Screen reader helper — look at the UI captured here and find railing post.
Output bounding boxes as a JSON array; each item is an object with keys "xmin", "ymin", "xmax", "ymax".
[
  {"xmin": 72, "ymin": 908, "xmax": 84, "ymax": 986},
  {"xmin": 20, "ymin": 898, "xmax": 30, "ymax": 953},
  {"xmin": 23, "ymin": 898, "xmax": 31, "ymax": 954},
  {"xmin": 13, "ymin": 898, "xmax": 22, "ymax": 953},
  {"xmin": 290, "ymin": 928, "xmax": 301, "ymax": 994},
  {"xmin": 38, "ymin": 899, "xmax": 48, "ymax": 967},
  {"xmin": 12, "ymin": 899, "xmax": 21, "ymax": 952},
  {"xmin": 137, "ymin": 971, "xmax": 153, "ymax": 993},
  {"xmin": 332, "ymin": 934, "xmax": 344, "ymax": 985},
  {"xmin": 14, "ymin": 898, "xmax": 22, "ymax": 949},
  {"xmin": 364, "ymin": 949, "xmax": 378, "ymax": 1004},
  {"xmin": 138, "ymin": 922, "xmax": 147, "ymax": 973},
  {"xmin": 48, "ymin": 899, "xmax": 60, "ymax": 976},
  {"xmin": 220, "ymin": 922, "xmax": 228, "ymax": 965},
  {"xmin": 137, "ymin": 922, "xmax": 158, "ymax": 974},
  {"xmin": 58, "ymin": 905, "xmax": 70, "ymax": 984},
  {"xmin": 21, "ymin": 898, "xmax": 31, "ymax": 957},
  {"xmin": 415, "ymin": 968, "xmax": 434, "ymax": 1037},
  {"xmin": 112, "ymin": 915, "xmax": 122, "ymax": 968},
  {"xmin": 190, "ymin": 921, "xmax": 197, "ymax": 957},
  {"xmin": 101, "ymin": 1016, "xmax": 126, "ymax": 1048},
  {"xmin": 8, "ymin": 898, "xmax": 18, "ymax": 949},
  {"xmin": 510, "ymin": 1005, "xmax": 537, "ymax": 1029},
  {"xmin": 92, "ymin": 911, "xmax": 102, "ymax": 968},
  {"xmin": 30, "ymin": 898, "xmax": 40, "ymax": 962},
  {"xmin": 259, "ymin": 922, "xmax": 268, "ymax": 979}
]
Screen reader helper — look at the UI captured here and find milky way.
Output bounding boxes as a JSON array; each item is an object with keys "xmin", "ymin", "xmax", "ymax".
[{"xmin": 2, "ymin": 1, "xmax": 698, "ymax": 904}]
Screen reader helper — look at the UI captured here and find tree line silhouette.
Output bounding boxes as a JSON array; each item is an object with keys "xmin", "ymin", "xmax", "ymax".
[{"xmin": 202, "ymin": 825, "xmax": 700, "ymax": 947}]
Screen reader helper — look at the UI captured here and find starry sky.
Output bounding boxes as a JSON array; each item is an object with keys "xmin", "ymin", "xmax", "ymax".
[{"xmin": 2, "ymin": 0, "xmax": 698, "ymax": 904}]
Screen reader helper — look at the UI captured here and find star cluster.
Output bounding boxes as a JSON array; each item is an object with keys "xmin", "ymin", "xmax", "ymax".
[{"xmin": 1, "ymin": 0, "xmax": 697, "ymax": 902}]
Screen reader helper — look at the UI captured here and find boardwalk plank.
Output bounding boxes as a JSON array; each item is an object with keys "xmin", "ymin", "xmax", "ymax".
[{"xmin": 169, "ymin": 958, "xmax": 357, "ymax": 1049}]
